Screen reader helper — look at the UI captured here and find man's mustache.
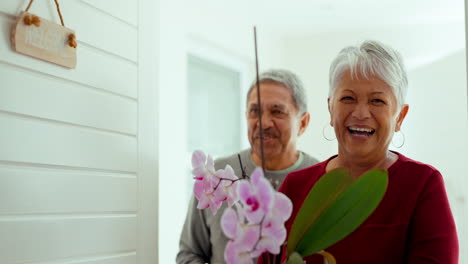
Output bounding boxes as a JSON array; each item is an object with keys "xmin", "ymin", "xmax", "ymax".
[{"xmin": 254, "ymin": 129, "xmax": 279, "ymax": 138}]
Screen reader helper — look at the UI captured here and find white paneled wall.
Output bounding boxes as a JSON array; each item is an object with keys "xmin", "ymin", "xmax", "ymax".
[{"xmin": 0, "ymin": 0, "xmax": 159, "ymax": 264}]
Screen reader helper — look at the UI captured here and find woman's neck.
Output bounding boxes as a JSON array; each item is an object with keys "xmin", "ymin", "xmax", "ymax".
[{"xmin": 327, "ymin": 150, "xmax": 398, "ymax": 178}]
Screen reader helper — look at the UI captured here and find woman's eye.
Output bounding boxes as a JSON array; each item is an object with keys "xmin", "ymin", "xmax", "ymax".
[{"xmin": 371, "ymin": 99, "xmax": 386, "ymax": 105}]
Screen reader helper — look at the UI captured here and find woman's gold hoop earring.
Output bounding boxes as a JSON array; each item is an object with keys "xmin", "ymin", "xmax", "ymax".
[
  {"xmin": 391, "ymin": 130, "xmax": 405, "ymax": 148},
  {"xmin": 322, "ymin": 124, "xmax": 336, "ymax": 141}
]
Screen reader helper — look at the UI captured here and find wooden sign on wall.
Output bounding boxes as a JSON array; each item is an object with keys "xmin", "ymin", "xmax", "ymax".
[{"xmin": 11, "ymin": 11, "xmax": 77, "ymax": 69}]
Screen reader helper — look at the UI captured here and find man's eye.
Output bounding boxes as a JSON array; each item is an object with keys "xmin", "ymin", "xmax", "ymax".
[
  {"xmin": 340, "ymin": 96, "xmax": 354, "ymax": 102},
  {"xmin": 248, "ymin": 108, "xmax": 260, "ymax": 116}
]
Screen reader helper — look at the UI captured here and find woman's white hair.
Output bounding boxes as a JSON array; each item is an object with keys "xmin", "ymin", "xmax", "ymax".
[{"xmin": 329, "ymin": 40, "xmax": 408, "ymax": 108}]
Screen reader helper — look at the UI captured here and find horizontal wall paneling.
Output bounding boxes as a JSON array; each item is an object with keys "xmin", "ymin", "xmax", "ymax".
[
  {"xmin": 19, "ymin": 253, "xmax": 137, "ymax": 264},
  {"xmin": 0, "ymin": 216, "xmax": 136, "ymax": 264},
  {"xmin": 0, "ymin": 113, "xmax": 137, "ymax": 172},
  {"xmin": 0, "ymin": 164, "xmax": 137, "ymax": 215},
  {"xmin": 79, "ymin": 0, "xmax": 137, "ymax": 28},
  {"xmin": 0, "ymin": 63, "xmax": 137, "ymax": 135}
]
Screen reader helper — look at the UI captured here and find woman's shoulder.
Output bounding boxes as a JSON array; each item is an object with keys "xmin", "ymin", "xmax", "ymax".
[
  {"xmin": 391, "ymin": 152, "xmax": 444, "ymax": 190},
  {"xmin": 288, "ymin": 159, "xmax": 329, "ymax": 179},
  {"xmin": 280, "ymin": 158, "xmax": 332, "ymax": 194},
  {"xmin": 392, "ymin": 152, "xmax": 441, "ymax": 176}
]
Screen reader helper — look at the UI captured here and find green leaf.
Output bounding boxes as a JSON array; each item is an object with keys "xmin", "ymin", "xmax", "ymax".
[
  {"xmin": 296, "ymin": 169, "xmax": 388, "ymax": 257},
  {"xmin": 286, "ymin": 252, "xmax": 304, "ymax": 264},
  {"xmin": 287, "ymin": 168, "xmax": 354, "ymax": 255}
]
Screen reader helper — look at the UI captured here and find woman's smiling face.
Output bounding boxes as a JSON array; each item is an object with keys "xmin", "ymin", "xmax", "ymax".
[{"xmin": 329, "ymin": 70, "xmax": 408, "ymax": 160}]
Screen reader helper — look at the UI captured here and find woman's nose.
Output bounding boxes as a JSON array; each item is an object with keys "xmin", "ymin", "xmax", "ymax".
[{"xmin": 352, "ymin": 103, "xmax": 371, "ymax": 119}]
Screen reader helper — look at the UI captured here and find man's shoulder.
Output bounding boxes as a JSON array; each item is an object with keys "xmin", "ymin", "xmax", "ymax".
[
  {"xmin": 214, "ymin": 149, "xmax": 250, "ymax": 170},
  {"xmin": 299, "ymin": 151, "xmax": 320, "ymax": 168}
]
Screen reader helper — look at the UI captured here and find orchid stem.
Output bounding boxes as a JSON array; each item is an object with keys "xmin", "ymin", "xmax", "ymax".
[
  {"xmin": 253, "ymin": 26, "xmax": 266, "ymax": 173},
  {"xmin": 238, "ymin": 153, "xmax": 249, "ymax": 179}
]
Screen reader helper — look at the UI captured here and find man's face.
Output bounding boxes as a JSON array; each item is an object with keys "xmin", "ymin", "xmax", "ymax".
[{"xmin": 246, "ymin": 81, "xmax": 308, "ymax": 164}]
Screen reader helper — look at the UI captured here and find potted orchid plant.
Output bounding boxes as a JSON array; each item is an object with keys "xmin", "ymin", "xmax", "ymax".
[{"xmin": 191, "ymin": 150, "xmax": 388, "ymax": 264}]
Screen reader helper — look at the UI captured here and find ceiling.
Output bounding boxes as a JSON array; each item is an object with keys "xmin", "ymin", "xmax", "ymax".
[
  {"xmin": 184, "ymin": 0, "xmax": 464, "ymax": 35},
  {"xmin": 181, "ymin": 0, "xmax": 466, "ymax": 70}
]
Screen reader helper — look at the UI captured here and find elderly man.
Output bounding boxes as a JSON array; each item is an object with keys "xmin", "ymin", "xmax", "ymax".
[{"xmin": 177, "ymin": 69, "xmax": 319, "ymax": 264}]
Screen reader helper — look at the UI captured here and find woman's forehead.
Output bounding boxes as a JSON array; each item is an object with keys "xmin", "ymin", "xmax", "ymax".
[{"xmin": 337, "ymin": 72, "xmax": 393, "ymax": 94}]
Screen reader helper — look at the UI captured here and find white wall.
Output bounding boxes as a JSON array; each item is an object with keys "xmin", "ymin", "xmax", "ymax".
[
  {"xmin": 157, "ymin": 0, "xmax": 189, "ymax": 263},
  {"xmin": 404, "ymin": 51, "xmax": 468, "ymax": 263},
  {"xmin": 0, "ymin": 0, "xmax": 159, "ymax": 263}
]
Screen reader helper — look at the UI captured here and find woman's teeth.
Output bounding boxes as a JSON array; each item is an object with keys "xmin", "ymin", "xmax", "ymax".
[{"xmin": 348, "ymin": 127, "xmax": 375, "ymax": 136}]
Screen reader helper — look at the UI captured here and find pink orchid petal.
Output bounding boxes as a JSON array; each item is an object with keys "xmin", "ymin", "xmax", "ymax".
[
  {"xmin": 194, "ymin": 181, "xmax": 204, "ymax": 200},
  {"xmin": 238, "ymin": 174, "xmax": 268, "ymax": 224},
  {"xmin": 221, "ymin": 208, "xmax": 239, "ymax": 239},
  {"xmin": 256, "ymin": 176, "xmax": 274, "ymax": 213},
  {"xmin": 226, "ymin": 181, "xmax": 239, "ymax": 206},
  {"xmin": 256, "ymin": 236, "xmax": 281, "ymax": 255},
  {"xmin": 191, "ymin": 167, "xmax": 206, "ymax": 180},
  {"xmin": 272, "ymin": 192, "xmax": 293, "ymax": 221},
  {"xmin": 196, "ymin": 197, "xmax": 210, "ymax": 210},
  {"xmin": 225, "ymin": 241, "xmax": 239, "ymax": 264},
  {"xmin": 203, "ymin": 174, "xmax": 218, "ymax": 193},
  {"xmin": 223, "ymin": 165, "xmax": 238, "ymax": 180},
  {"xmin": 235, "ymin": 203, "xmax": 246, "ymax": 223},
  {"xmin": 209, "ymin": 199, "xmax": 222, "ymax": 215},
  {"xmin": 225, "ymin": 241, "xmax": 254, "ymax": 264},
  {"xmin": 250, "ymin": 167, "xmax": 263, "ymax": 184},
  {"xmin": 213, "ymin": 183, "xmax": 228, "ymax": 202},
  {"xmin": 262, "ymin": 224, "xmax": 287, "ymax": 243},
  {"xmin": 237, "ymin": 225, "xmax": 260, "ymax": 252},
  {"xmin": 191, "ymin": 150, "xmax": 206, "ymax": 168},
  {"xmin": 244, "ymin": 203, "xmax": 264, "ymax": 224},
  {"xmin": 238, "ymin": 181, "xmax": 254, "ymax": 201},
  {"xmin": 194, "ymin": 181, "xmax": 215, "ymax": 211},
  {"xmin": 206, "ymin": 155, "xmax": 214, "ymax": 170}
]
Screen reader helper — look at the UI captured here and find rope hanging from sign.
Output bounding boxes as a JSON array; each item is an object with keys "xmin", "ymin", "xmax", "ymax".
[
  {"xmin": 25, "ymin": 0, "xmax": 65, "ymax": 26},
  {"xmin": 23, "ymin": 0, "xmax": 75, "ymax": 47}
]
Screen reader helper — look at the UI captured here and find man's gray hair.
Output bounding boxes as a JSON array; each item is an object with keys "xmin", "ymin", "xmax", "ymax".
[
  {"xmin": 247, "ymin": 69, "xmax": 308, "ymax": 115},
  {"xmin": 329, "ymin": 40, "xmax": 408, "ymax": 108}
]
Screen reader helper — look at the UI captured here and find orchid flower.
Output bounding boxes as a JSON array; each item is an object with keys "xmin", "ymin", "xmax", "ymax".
[
  {"xmin": 238, "ymin": 168, "xmax": 274, "ymax": 224},
  {"xmin": 191, "ymin": 151, "xmax": 240, "ymax": 214},
  {"xmin": 221, "ymin": 167, "xmax": 292, "ymax": 264},
  {"xmin": 191, "ymin": 151, "xmax": 292, "ymax": 263}
]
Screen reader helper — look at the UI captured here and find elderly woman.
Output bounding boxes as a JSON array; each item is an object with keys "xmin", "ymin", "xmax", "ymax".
[{"xmin": 279, "ymin": 41, "xmax": 459, "ymax": 263}]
